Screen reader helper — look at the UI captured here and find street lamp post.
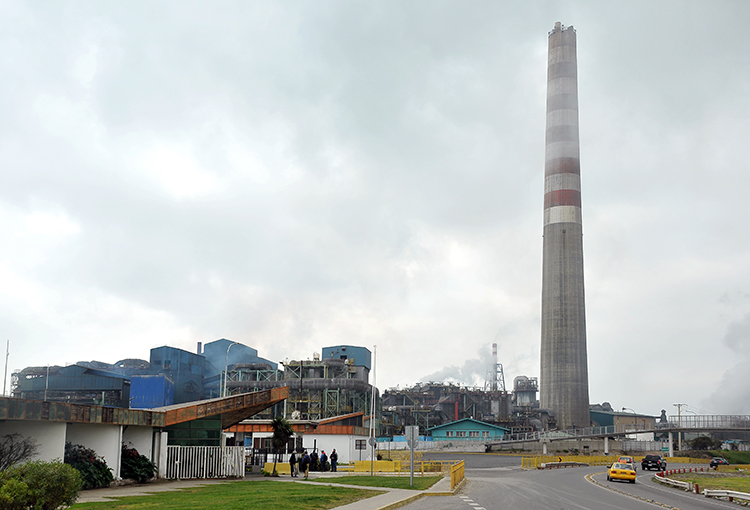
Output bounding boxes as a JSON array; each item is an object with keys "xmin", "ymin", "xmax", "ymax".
[
  {"xmin": 224, "ymin": 342, "xmax": 240, "ymax": 398},
  {"xmin": 673, "ymin": 403, "xmax": 686, "ymax": 452}
]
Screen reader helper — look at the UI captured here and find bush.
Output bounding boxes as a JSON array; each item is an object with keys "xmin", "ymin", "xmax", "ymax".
[
  {"xmin": 0, "ymin": 460, "xmax": 82, "ymax": 509},
  {"xmin": 64, "ymin": 442, "xmax": 113, "ymax": 489},
  {"xmin": 121, "ymin": 444, "xmax": 156, "ymax": 483}
]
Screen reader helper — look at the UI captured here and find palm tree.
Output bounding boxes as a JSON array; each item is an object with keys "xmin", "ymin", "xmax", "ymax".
[{"xmin": 271, "ymin": 416, "xmax": 294, "ymax": 475}]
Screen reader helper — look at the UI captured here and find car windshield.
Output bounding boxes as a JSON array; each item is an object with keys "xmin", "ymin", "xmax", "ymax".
[{"xmin": 613, "ymin": 463, "xmax": 631, "ymax": 470}]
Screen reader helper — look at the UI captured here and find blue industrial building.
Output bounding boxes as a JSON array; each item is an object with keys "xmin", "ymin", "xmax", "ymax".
[
  {"xmin": 149, "ymin": 346, "xmax": 207, "ymax": 404},
  {"xmin": 13, "ymin": 364, "xmax": 131, "ymax": 407},
  {"xmin": 322, "ymin": 345, "xmax": 371, "ymax": 370},
  {"xmin": 130, "ymin": 374, "xmax": 174, "ymax": 409},
  {"xmin": 428, "ymin": 418, "xmax": 509, "ymax": 441},
  {"xmin": 13, "ymin": 340, "xmax": 378, "ymax": 419}
]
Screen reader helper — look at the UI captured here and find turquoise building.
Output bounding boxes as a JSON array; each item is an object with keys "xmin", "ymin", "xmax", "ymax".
[{"xmin": 428, "ymin": 418, "xmax": 509, "ymax": 441}]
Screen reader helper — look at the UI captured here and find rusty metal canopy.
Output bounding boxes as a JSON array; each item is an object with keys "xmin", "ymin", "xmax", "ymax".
[
  {"xmin": 153, "ymin": 386, "xmax": 288, "ymax": 429},
  {"xmin": 0, "ymin": 386, "xmax": 288, "ymax": 430}
]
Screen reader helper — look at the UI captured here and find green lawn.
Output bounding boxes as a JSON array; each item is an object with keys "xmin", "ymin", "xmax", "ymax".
[
  {"xmin": 313, "ymin": 475, "xmax": 442, "ymax": 490},
  {"xmin": 670, "ymin": 472, "xmax": 750, "ymax": 493},
  {"xmin": 70, "ymin": 480, "xmax": 383, "ymax": 510}
]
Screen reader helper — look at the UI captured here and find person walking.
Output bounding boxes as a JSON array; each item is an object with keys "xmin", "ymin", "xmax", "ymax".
[
  {"xmin": 330, "ymin": 449, "xmax": 338, "ymax": 472},
  {"xmin": 300, "ymin": 451, "xmax": 311, "ymax": 479},
  {"xmin": 289, "ymin": 451, "xmax": 297, "ymax": 477}
]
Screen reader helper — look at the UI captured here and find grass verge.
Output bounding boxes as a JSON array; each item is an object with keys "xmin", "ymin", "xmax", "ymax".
[
  {"xmin": 671, "ymin": 472, "xmax": 750, "ymax": 493},
  {"xmin": 70, "ymin": 480, "xmax": 383, "ymax": 510},
  {"xmin": 313, "ymin": 475, "xmax": 442, "ymax": 490}
]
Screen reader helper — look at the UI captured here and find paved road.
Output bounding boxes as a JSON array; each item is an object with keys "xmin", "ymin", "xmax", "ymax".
[{"xmin": 403, "ymin": 455, "xmax": 739, "ymax": 510}]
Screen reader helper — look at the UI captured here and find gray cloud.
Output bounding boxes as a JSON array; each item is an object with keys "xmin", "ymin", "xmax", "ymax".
[{"xmin": 1, "ymin": 1, "xmax": 749, "ymax": 416}]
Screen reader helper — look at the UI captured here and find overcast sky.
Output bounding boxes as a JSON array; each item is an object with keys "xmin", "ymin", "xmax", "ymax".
[{"xmin": 2, "ymin": 1, "xmax": 749, "ymax": 418}]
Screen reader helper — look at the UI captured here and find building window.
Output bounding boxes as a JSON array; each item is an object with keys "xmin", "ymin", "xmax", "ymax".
[
  {"xmin": 469, "ymin": 431, "xmax": 480, "ymax": 438},
  {"xmin": 456, "ymin": 431, "xmax": 466, "ymax": 438},
  {"xmin": 482, "ymin": 431, "xmax": 490, "ymax": 438},
  {"xmin": 445, "ymin": 431, "xmax": 454, "ymax": 437}
]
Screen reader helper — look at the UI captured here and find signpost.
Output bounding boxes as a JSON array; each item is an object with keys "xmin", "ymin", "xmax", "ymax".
[
  {"xmin": 369, "ymin": 436, "xmax": 377, "ymax": 475},
  {"xmin": 405, "ymin": 426, "xmax": 419, "ymax": 487}
]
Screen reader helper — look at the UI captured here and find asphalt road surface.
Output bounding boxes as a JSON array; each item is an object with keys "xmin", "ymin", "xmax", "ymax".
[{"xmin": 403, "ymin": 454, "xmax": 740, "ymax": 510}]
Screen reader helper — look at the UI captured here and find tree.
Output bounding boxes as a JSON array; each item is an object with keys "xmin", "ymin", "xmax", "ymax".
[
  {"xmin": 691, "ymin": 436, "xmax": 719, "ymax": 450},
  {"xmin": 270, "ymin": 416, "xmax": 294, "ymax": 475},
  {"xmin": 0, "ymin": 434, "xmax": 39, "ymax": 472}
]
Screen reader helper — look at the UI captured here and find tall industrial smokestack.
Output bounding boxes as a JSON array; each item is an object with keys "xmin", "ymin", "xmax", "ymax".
[{"xmin": 540, "ymin": 22, "xmax": 590, "ymax": 430}]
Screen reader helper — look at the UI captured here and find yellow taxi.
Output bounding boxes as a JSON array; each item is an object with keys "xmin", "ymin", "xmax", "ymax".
[{"xmin": 607, "ymin": 462, "xmax": 636, "ymax": 483}]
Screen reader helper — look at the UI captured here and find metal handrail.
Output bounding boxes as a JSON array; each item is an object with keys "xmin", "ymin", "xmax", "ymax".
[{"xmin": 703, "ymin": 489, "xmax": 750, "ymax": 502}]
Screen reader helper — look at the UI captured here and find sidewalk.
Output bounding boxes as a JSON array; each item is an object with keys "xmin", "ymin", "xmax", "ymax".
[{"xmin": 74, "ymin": 471, "xmax": 462, "ymax": 508}]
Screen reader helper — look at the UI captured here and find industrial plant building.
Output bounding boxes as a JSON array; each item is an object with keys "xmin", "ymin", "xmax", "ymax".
[
  {"xmin": 380, "ymin": 374, "xmax": 549, "ymax": 439},
  {"xmin": 11, "ymin": 340, "xmax": 379, "ymax": 448}
]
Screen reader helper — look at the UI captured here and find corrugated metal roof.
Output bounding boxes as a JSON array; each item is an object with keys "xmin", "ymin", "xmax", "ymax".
[{"xmin": 0, "ymin": 386, "xmax": 288, "ymax": 430}]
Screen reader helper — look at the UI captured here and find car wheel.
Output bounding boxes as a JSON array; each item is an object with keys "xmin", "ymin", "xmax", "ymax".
[
  {"xmin": 607, "ymin": 475, "xmax": 611, "ymax": 481},
  {"xmin": 630, "ymin": 479, "xmax": 636, "ymax": 484}
]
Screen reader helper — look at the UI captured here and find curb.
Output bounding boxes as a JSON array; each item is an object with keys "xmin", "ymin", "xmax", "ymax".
[{"xmin": 372, "ymin": 477, "xmax": 466, "ymax": 510}]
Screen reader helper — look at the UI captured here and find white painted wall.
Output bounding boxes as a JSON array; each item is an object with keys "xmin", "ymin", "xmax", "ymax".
[
  {"xmin": 250, "ymin": 431, "xmax": 370, "ymax": 465},
  {"xmin": 154, "ymin": 431, "xmax": 168, "ymax": 478},
  {"xmin": 122, "ymin": 426, "xmax": 154, "ymax": 459},
  {"xmin": 0, "ymin": 421, "xmax": 67, "ymax": 463},
  {"xmin": 67, "ymin": 423, "xmax": 123, "ymax": 479}
]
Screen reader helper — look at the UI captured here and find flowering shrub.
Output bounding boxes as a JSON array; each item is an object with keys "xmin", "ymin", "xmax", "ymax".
[
  {"xmin": 120, "ymin": 444, "xmax": 156, "ymax": 483},
  {"xmin": 64, "ymin": 442, "xmax": 113, "ymax": 489}
]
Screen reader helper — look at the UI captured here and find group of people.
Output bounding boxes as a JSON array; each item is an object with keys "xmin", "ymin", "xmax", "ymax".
[{"xmin": 288, "ymin": 448, "xmax": 339, "ymax": 479}]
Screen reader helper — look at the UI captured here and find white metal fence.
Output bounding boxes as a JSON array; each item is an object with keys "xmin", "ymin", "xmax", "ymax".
[{"xmin": 166, "ymin": 446, "xmax": 245, "ymax": 479}]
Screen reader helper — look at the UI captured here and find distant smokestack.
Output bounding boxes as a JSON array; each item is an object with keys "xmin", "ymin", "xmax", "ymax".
[
  {"xmin": 197, "ymin": 342, "xmax": 202, "ymax": 355},
  {"xmin": 540, "ymin": 22, "xmax": 590, "ymax": 430}
]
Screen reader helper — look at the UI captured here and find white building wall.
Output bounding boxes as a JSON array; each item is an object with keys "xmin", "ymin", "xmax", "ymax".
[
  {"xmin": 67, "ymin": 423, "xmax": 123, "ymax": 479},
  {"xmin": 301, "ymin": 434, "xmax": 370, "ymax": 464},
  {"xmin": 252, "ymin": 432, "xmax": 368, "ymax": 465},
  {"xmin": 0, "ymin": 421, "xmax": 67, "ymax": 462},
  {"xmin": 122, "ymin": 426, "xmax": 154, "ymax": 459}
]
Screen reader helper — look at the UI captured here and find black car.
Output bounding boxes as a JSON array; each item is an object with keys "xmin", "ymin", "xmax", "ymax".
[
  {"xmin": 710, "ymin": 457, "xmax": 729, "ymax": 468},
  {"xmin": 641, "ymin": 454, "xmax": 667, "ymax": 471}
]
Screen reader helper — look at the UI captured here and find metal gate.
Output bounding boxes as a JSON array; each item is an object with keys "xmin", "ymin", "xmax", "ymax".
[{"xmin": 166, "ymin": 446, "xmax": 245, "ymax": 479}]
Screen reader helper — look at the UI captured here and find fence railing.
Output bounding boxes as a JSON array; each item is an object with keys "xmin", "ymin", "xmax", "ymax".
[
  {"xmin": 450, "ymin": 461, "xmax": 465, "ymax": 490},
  {"xmin": 166, "ymin": 446, "xmax": 245, "ymax": 479},
  {"xmin": 667, "ymin": 415, "xmax": 750, "ymax": 430},
  {"xmin": 349, "ymin": 459, "xmax": 460, "ymax": 476}
]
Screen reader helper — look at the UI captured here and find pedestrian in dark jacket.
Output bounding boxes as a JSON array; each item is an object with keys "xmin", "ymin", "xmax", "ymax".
[
  {"xmin": 289, "ymin": 452, "xmax": 297, "ymax": 477},
  {"xmin": 330, "ymin": 449, "xmax": 338, "ymax": 472}
]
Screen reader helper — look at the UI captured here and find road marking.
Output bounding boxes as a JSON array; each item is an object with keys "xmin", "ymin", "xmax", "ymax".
[{"xmin": 586, "ymin": 471, "xmax": 680, "ymax": 509}]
